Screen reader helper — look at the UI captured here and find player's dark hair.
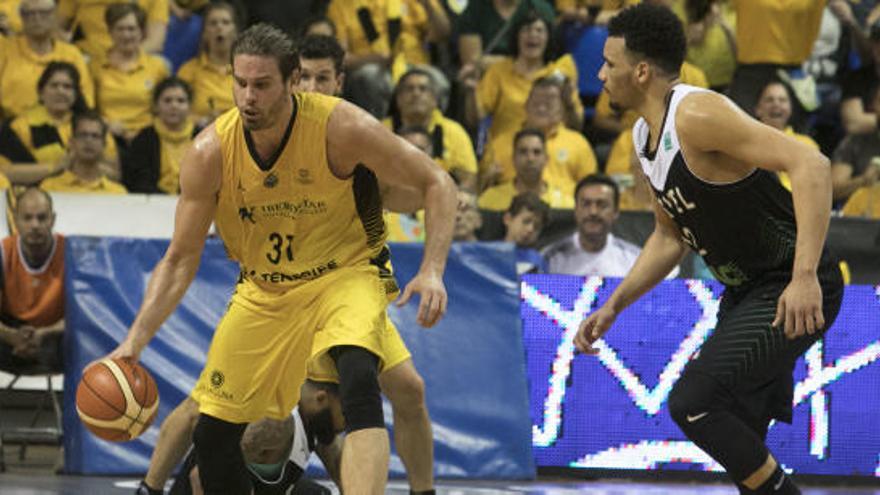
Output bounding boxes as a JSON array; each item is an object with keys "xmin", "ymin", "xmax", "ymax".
[
  {"xmin": 608, "ymin": 4, "xmax": 686, "ymax": 77},
  {"xmin": 37, "ymin": 61, "xmax": 88, "ymax": 114},
  {"xmin": 507, "ymin": 192, "xmax": 549, "ymax": 226},
  {"xmin": 232, "ymin": 23, "xmax": 299, "ymax": 79},
  {"xmin": 299, "ymin": 34, "xmax": 345, "ymax": 75},
  {"xmin": 574, "ymin": 174, "xmax": 620, "ymax": 209}
]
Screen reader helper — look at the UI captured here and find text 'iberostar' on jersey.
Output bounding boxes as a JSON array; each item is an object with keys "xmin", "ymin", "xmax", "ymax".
[
  {"xmin": 632, "ymin": 84, "xmax": 807, "ymax": 288},
  {"xmin": 213, "ymin": 92, "xmax": 391, "ymax": 291}
]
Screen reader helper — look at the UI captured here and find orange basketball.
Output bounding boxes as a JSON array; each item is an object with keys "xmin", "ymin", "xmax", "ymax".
[{"xmin": 75, "ymin": 358, "xmax": 160, "ymax": 442}]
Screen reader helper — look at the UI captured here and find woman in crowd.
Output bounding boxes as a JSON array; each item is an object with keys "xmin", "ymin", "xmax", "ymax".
[
  {"xmin": 123, "ymin": 77, "xmax": 196, "ymax": 194},
  {"xmin": 176, "ymin": 1, "xmax": 238, "ymax": 127},
  {"xmin": 90, "ymin": 3, "xmax": 169, "ymax": 145},
  {"xmin": 461, "ymin": 11, "xmax": 583, "ymax": 140},
  {"xmin": 0, "ymin": 62, "xmax": 118, "ymax": 185}
]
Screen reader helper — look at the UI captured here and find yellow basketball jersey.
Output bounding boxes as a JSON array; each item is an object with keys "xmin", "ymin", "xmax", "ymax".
[{"xmin": 213, "ymin": 93, "xmax": 391, "ymax": 293}]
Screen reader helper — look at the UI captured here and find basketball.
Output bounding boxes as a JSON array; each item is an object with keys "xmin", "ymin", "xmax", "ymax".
[{"xmin": 75, "ymin": 358, "xmax": 160, "ymax": 442}]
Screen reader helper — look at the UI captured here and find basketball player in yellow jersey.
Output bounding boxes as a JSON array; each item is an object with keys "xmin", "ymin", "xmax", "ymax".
[{"xmin": 103, "ymin": 24, "xmax": 457, "ymax": 495}]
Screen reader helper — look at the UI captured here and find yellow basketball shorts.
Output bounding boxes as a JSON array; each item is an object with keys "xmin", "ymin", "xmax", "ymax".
[{"xmin": 191, "ymin": 265, "xmax": 410, "ymax": 423}]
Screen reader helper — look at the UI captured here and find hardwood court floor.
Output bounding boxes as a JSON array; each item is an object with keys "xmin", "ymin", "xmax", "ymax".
[{"xmin": 1, "ymin": 474, "xmax": 879, "ymax": 494}]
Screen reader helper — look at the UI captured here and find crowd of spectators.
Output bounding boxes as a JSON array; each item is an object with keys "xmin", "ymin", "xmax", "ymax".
[{"xmin": 2, "ymin": 0, "xmax": 880, "ymax": 375}]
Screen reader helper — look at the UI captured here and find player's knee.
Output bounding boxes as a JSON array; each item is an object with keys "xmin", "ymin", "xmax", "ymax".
[
  {"xmin": 668, "ymin": 371, "xmax": 719, "ymax": 430},
  {"xmin": 386, "ymin": 369, "xmax": 426, "ymax": 418},
  {"xmin": 331, "ymin": 346, "xmax": 384, "ymax": 433}
]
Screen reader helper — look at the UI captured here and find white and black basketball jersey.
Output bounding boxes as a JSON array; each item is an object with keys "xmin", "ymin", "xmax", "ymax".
[{"xmin": 632, "ymin": 84, "xmax": 807, "ymax": 288}]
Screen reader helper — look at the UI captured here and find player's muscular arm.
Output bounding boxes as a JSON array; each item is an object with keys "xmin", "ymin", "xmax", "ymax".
[
  {"xmin": 327, "ymin": 101, "xmax": 457, "ymax": 327},
  {"xmin": 677, "ymin": 93, "xmax": 831, "ymax": 277},
  {"xmin": 115, "ymin": 126, "xmax": 222, "ymax": 359},
  {"xmin": 677, "ymin": 93, "xmax": 831, "ymax": 338},
  {"xmin": 608, "ymin": 191, "xmax": 688, "ymax": 314},
  {"xmin": 575, "ymin": 173, "xmax": 687, "ymax": 354}
]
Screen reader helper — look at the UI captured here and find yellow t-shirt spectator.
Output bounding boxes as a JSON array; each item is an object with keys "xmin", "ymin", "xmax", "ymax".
[
  {"xmin": 734, "ymin": 0, "xmax": 824, "ymax": 65},
  {"xmin": 841, "ymin": 185, "xmax": 880, "ymax": 218},
  {"xmin": 90, "ymin": 50, "xmax": 169, "ymax": 135},
  {"xmin": 0, "ymin": 34, "xmax": 95, "ymax": 118},
  {"xmin": 0, "ymin": 171, "xmax": 10, "ymax": 189},
  {"xmin": 396, "ymin": 0, "xmax": 439, "ymax": 65},
  {"xmin": 478, "ymin": 54, "xmax": 583, "ymax": 141},
  {"xmin": 0, "ymin": 105, "xmax": 118, "ymax": 166},
  {"xmin": 328, "ymin": 0, "xmax": 394, "ymax": 57},
  {"xmin": 177, "ymin": 53, "xmax": 233, "ymax": 122},
  {"xmin": 40, "ymin": 169, "xmax": 126, "ymax": 193},
  {"xmin": 0, "ymin": 0, "xmax": 21, "ymax": 34},
  {"xmin": 595, "ymin": 61, "xmax": 709, "ymax": 135},
  {"xmin": 57, "ymin": 0, "xmax": 169, "ymax": 60},
  {"xmin": 478, "ymin": 181, "xmax": 573, "ymax": 211},
  {"xmin": 685, "ymin": 6, "xmax": 737, "ymax": 88},
  {"xmin": 382, "ymin": 109, "xmax": 477, "ymax": 176},
  {"xmin": 482, "ymin": 123, "xmax": 598, "ymax": 194}
]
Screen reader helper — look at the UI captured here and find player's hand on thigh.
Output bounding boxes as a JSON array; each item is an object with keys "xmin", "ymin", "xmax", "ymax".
[
  {"xmin": 396, "ymin": 271, "xmax": 447, "ymax": 328},
  {"xmin": 772, "ymin": 275, "xmax": 824, "ymax": 340},
  {"xmin": 575, "ymin": 305, "xmax": 617, "ymax": 355}
]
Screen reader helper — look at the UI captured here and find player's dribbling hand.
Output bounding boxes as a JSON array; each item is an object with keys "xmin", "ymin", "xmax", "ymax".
[
  {"xmin": 574, "ymin": 305, "xmax": 617, "ymax": 355},
  {"xmin": 772, "ymin": 274, "xmax": 824, "ymax": 340},
  {"xmin": 396, "ymin": 271, "xmax": 447, "ymax": 328},
  {"xmin": 87, "ymin": 337, "xmax": 141, "ymax": 371}
]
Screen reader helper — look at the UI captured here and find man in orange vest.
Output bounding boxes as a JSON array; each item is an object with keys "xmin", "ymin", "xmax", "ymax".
[{"xmin": 0, "ymin": 187, "xmax": 65, "ymax": 373}]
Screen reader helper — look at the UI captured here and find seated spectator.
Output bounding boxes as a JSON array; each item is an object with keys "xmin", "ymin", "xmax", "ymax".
[
  {"xmin": 327, "ymin": 0, "xmax": 395, "ymax": 117},
  {"xmin": 542, "ymin": 174, "xmax": 642, "ymax": 276},
  {"xmin": 503, "ymin": 192, "xmax": 549, "ymax": 274},
  {"xmin": 455, "ymin": 0, "xmax": 555, "ymax": 69},
  {"xmin": 40, "ymin": 110, "xmax": 126, "ymax": 193},
  {"xmin": 58, "ymin": 0, "xmax": 168, "ymax": 59},
  {"xmin": 0, "ymin": 62, "xmax": 118, "ymax": 185},
  {"xmin": 296, "ymin": 34, "xmax": 345, "ymax": 98},
  {"xmin": 123, "ymin": 77, "xmax": 195, "ymax": 194},
  {"xmin": 479, "ymin": 128, "xmax": 573, "ymax": 211},
  {"xmin": 841, "ymin": 177, "xmax": 880, "ymax": 218},
  {"xmin": 481, "ymin": 76, "xmax": 596, "ymax": 192},
  {"xmin": 384, "ymin": 68, "xmax": 478, "ymax": 190},
  {"xmin": 831, "ymin": 84, "xmax": 880, "ymax": 206},
  {"xmin": 0, "ymin": 0, "xmax": 22, "ymax": 35},
  {"xmin": 0, "ymin": 0, "xmax": 94, "ymax": 118},
  {"xmin": 461, "ymin": 11, "xmax": 582, "ymax": 140},
  {"xmin": 453, "ymin": 190, "xmax": 481, "ymax": 241},
  {"xmin": 90, "ymin": 3, "xmax": 170, "ymax": 143},
  {"xmin": 0, "ymin": 187, "xmax": 64, "ymax": 374},
  {"xmin": 841, "ymin": 21, "xmax": 880, "ymax": 135},
  {"xmin": 752, "ymin": 80, "xmax": 820, "ymax": 190},
  {"xmin": 615, "ymin": 151, "xmax": 653, "ymax": 212},
  {"xmin": 681, "ymin": 0, "xmax": 736, "ymax": 92},
  {"xmin": 176, "ymin": 1, "xmax": 238, "ymax": 127},
  {"xmin": 396, "ymin": 0, "xmax": 451, "ymax": 69}
]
